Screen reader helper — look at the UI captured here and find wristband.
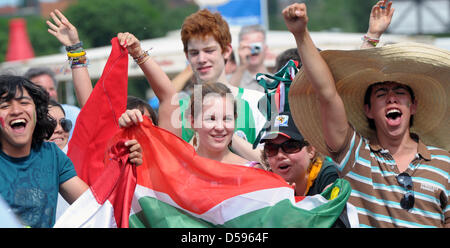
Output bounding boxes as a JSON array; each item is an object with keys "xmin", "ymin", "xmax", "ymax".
[
  {"xmin": 362, "ymin": 35, "xmax": 380, "ymax": 47},
  {"xmin": 65, "ymin": 41, "xmax": 83, "ymax": 52},
  {"xmin": 67, "ymin": 51, "xmax": 86, "ymax": 58}
]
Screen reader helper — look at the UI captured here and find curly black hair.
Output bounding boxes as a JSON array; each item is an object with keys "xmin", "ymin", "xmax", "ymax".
[{"xmin": 0, "ymin": 75, "xmax": 56, "ymax": 149}]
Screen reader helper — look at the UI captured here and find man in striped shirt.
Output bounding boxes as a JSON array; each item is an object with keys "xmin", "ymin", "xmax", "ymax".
[{"xmin": 283, "ymin": 3, "xmax": 449, "ymax": 227}]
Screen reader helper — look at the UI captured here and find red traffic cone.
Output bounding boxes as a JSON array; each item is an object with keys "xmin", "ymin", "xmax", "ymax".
[{"xmin": 6, "ymin": 18, "xmax": 35, "ymax": 62}]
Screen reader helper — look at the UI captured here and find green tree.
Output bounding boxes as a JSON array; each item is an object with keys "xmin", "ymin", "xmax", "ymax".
[
  {"xmin": 0, "ymin": 18, "xmax": 9, "ymax": 62},
  {"xmin": 269, "ymin": 0, "xmax": 372, "ymax": 33},
  {"xmin": 63, "ymin": 0, "xmax": 197, "ymax": 48}
]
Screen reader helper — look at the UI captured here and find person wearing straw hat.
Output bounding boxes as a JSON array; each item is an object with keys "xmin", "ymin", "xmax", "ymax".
[{"xmin": 283, "ymin": 3, "xmax": 449, "ymax": 228}]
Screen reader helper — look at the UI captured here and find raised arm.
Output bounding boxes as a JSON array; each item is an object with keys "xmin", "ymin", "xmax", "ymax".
[
  {"xmin": 282, "ymin": 3, "xmax": 349, "ymax": 152},
  {"xmin": 117, "ymin": 32, "xmax": 181, "ymax": 138},
  {"xmin": 229, "ymin": 40, "xmax": 251, "ymax": 87},
  {"xmin": 361, "ymin": 0, "xmax": 395, "ymax": 49},
  {"xmin": 47, "ymin": 9, "xmax": 93, "ymax": 107}
]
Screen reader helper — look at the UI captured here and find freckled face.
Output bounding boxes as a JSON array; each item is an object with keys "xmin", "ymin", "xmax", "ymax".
[{"xmin": 186, "ymin": 35, "xmax": 231, "ymax": 84}]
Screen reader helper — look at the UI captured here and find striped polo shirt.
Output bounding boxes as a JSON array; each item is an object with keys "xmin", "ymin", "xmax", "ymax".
[{"xmin": 330, "ymin": 127, "xmax": 449, "ymax": 228}]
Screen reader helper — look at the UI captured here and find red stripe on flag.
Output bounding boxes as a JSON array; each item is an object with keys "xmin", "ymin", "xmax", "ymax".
[{"xmin": 67, "ymin": 37, "xmax": 129, "ymax": 186}]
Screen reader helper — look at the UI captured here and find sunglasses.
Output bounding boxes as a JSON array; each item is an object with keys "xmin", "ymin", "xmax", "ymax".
[
  {"xmin": 396, "ymin": 172, "xmax": 415, "ymax": 210},
  {"xmin": 264, "ymin": 140, "xmax": 306, "ymax": 157},
  {"xmin": 52, "ymin": 118, "xmax": 72, "ymax": 133}
]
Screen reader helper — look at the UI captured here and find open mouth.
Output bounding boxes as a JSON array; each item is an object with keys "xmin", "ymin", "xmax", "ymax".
[
  {"xmin": 277, "ymin": 162, "xmax": 291, "ymax": 173},
  {"xmin": 9, "ymin": 119, "xmax": 27, "ymax": 133},
  {"xmin": 385, "ymin": 108, "xmax": 402, "ymax": 126}
]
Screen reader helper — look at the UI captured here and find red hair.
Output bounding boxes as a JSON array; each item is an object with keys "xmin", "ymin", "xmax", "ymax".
[{"xmin": 181, "ymin": 9, "xmax": 231, "ymax": 54}]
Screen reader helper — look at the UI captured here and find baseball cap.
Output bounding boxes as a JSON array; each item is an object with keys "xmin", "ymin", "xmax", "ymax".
[{"xmin": 259, "ymin": 111, "xmax": 304, "ymax": 143}]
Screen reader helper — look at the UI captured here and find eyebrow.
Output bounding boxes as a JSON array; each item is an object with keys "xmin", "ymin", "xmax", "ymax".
[
  {"xmin": 392, "ymin": 85, "xmax": 409, "ymax": 91},
  {"xmin": 0, "ymin": 95, "xmax": 32, "ymax": 103},
  {"xmin": 374, "ymin": 85, "xmax": 408, "ymax": 94},
  {"xmin": 188, "ymin": 45, "xmax": 217, "ymax": 51},
  {"xmin": 374, "ymin": 87, "xmax": 388, "ymax": 94},
  {"xmin": 15, "ymin": 96, "xmax": 33, "ymax": 101}
]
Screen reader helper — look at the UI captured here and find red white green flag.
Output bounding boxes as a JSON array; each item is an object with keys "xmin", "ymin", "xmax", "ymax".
[{"xmin": 56, "ymin": 118, "xmax": 358, "ymax": 228}]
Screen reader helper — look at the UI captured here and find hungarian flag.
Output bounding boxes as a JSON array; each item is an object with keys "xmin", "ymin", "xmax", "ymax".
[
  {"xmin": 56, "ymin": 117, "xmax": 359, "ymax": 228},
  {"xmin": 67, "ymin": 37, "xmax": 128, "ymax": 186}
]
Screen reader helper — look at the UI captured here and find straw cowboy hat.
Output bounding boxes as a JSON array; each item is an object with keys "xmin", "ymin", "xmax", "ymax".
[{"xmin": 289, "ymin": 42, "xmax": 450, "ymax": 156}]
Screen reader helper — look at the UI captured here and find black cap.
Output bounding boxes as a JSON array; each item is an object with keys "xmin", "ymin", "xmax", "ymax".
[{"xmin": 259, "ymin": 111, "xmax": 304, "ymax": 143}]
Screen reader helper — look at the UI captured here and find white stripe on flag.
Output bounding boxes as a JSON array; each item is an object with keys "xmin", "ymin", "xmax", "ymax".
[{"xmin": 54, "ymin": 189, "xmax": 117, "ymax": 228}]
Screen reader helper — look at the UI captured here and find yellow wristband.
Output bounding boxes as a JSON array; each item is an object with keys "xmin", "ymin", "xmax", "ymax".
[{"xmin": 67, "ymin": 51, "xmax": 86, "ymax": 58}]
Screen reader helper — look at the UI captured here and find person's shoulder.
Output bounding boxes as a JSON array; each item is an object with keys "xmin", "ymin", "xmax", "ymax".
[
  {"xmin": 224, "ymin": 152, "xmax": 249, "ymax": 166},
  {"xmin": 425, "ymin": 146, "xmax": 450, "ymax": 156},
  {"xmin": 320, "ymin": 158, "xmax": 339, "ymax": 175},
  {"xmin": 424, "ymin": 145, "xmax": 450, "ymax": 167},
  {"xmin": 39, "ymin": 142, "xmax": 67, "ymax": 157}
]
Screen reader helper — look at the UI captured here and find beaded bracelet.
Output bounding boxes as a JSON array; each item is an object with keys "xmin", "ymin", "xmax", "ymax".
[
  {"xmin": 137, "ymin": 54, "xmax": 150, "ymax": 65},
  {"xmin": 361, "ymin": 35, "xmax": 380, "ymax": 47},
  {"xmin": 67, "ymin": 48, "xmax": 88, "ymax": 69},
  {"xmin": 133, "ymin": 48, "xmax": 152, "ymax": 64},
  {"xmin": 67, "ymin": 51, "xmax": 86, "ymax": 58},
  {"xmin": 71, "ymin": 60, "xmax": 89, "ymax": 68}
]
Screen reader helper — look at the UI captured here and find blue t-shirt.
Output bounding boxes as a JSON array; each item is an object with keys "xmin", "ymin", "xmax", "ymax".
[{"xmin": 0, "ymin": 142, "xmax": 77, "ymax": 227}]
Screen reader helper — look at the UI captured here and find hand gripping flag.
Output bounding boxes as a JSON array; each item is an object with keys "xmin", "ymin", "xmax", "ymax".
[
  {"xmin": 67, "ymin": 37, "xmax": 128, "ymax": 186},
  {"xmin": 56, "ymin": 117, "xmax": 359, "ymax": 228},
  {"xmin": 55, "ymin": 140, "xmax": 136, "ymax": 227}
]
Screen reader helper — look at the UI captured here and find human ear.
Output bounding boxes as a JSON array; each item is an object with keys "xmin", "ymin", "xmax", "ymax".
[
  {"xmin": 223, "ymin": 44, "xmax": 233, "ymax": 60},
  {"xmin": 308, "ymin": 146, "xmax": 316, "ymax": 159},
  {"xmin": 364, "ymin": 104, "xmax": 373, "ymax": 119},
  {"xmin": 410, "ymin": 99, "xmax": 417, "ymax": 115}
]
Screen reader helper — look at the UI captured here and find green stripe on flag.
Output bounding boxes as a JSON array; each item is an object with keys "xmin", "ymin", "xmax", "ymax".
[{"xmin": 130, "ymin": 197, "xmax": 214, "ymax": 228}]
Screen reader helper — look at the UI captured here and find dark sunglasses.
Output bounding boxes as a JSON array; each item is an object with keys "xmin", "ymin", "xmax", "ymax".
[
  {"xmin": 396, "ymin": 172, "xmax": 415, "ymax": 210},
  {"xmin": 52, "ymin": 118, "xmax": 72, "ymax": 133},
  {"xmin": 264, "ymin": 140, "xmax": 306, "ymax": 157}
]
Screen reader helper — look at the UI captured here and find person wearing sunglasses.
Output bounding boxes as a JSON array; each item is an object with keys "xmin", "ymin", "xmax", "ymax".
[
  {"xmin": 259, "ymin": 112, "xmax": 339, "ymax": 197},
  {"xmin": 47, "ymin": 99, "xmax": 72, "ymax": 153},
  {"xmin": 259, "ymin": 112, "xmax": 351, "ymax": 228}
]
